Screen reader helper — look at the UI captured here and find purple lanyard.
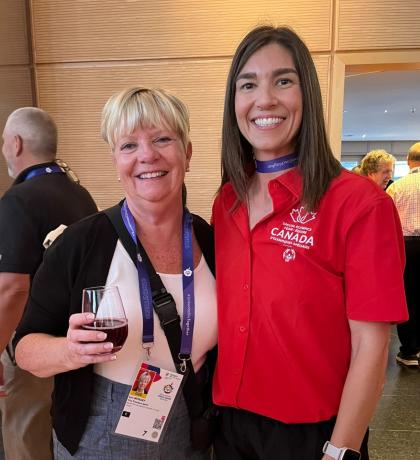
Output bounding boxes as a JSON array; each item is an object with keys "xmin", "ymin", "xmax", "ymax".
[
  {"xmin": 23, "ymin": 164, "xmax": 64, "ymax": 181},
  {"xmin": 255, "ymin": 153, "xmax": 298, "ymax": 173},
  {"xmin": 121, "ymin": 200, "xmax": 195, "ymax": 361}
]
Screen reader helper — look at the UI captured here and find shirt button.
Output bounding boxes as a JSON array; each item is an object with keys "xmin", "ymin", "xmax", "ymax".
[
  {"xmin": 243, "ymin": 284, "xmax": 249, "ymax": 291},
  {"xmin": 239, "ymin": 326, "xmax": 247, "ymax": 333}
]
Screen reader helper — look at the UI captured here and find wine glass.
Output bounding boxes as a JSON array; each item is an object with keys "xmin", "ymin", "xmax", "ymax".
[{"xmin": 81, "ymin": 285, "xmax": 128, "ymax": 352}]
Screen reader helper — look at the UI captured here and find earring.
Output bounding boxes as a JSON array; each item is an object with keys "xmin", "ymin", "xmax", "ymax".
[
  {"xmin": 117, "ymin": 176, "xmax": 121, "ymax": 182},
  {"xmin": 186, "ymin": 166, "xmax": 190, "ymax": 172}
]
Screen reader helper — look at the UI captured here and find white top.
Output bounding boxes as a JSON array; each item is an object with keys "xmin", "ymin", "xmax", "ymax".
[
  {"xmin": 387, "ymin": 167, "xmax": 420, "ymax": 236},
  {"xmin": 94, "ymin": 240, "xmax": 217, "ymax": 385}
]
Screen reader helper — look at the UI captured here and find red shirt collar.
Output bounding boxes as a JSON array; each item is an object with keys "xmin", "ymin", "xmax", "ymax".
[{"xmin": 221, "ymin": 167, "xmax": 303, "ymax": 211}]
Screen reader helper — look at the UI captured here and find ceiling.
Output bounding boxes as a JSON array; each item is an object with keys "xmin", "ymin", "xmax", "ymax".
[{"xmin": 342, "ymin": 70, "xmax": 420, "ymax": 142}]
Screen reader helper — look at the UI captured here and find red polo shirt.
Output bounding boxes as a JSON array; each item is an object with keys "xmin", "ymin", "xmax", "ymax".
[{"xmin": 212, "ymin": 168, "xmax": 407, "ymax": 423}]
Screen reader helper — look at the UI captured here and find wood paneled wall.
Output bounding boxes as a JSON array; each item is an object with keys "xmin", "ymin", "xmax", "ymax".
[
  {"xmin": 0, "ymin": 0, "xmax": 33, "ymax": 192},
  {"xmin": 1, "ymin": 0, "xmax": 419, "ymax": 219},
  {"xmin": 27, "ymin": 0, "xmax": 333, "ymax": 217},
  {"xmin": 337, "ymin": 0, "xmax": 420, "ymax": 51}
]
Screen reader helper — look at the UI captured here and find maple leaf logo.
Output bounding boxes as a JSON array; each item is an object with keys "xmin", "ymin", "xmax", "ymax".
[{"xmin": 290, "ymin": 206, "xmax": 317, "ymax": 224}]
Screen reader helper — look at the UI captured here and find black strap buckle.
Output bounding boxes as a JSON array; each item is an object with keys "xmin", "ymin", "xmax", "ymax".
[{"xmin": 152, "ymin": 290, "xmax": 180, "ymax": 328}]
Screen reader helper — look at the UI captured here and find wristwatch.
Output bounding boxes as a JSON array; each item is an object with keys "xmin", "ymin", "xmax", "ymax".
[{"xmin": 323, "ymin": 441, "xmax": 361, "ymax": 460}]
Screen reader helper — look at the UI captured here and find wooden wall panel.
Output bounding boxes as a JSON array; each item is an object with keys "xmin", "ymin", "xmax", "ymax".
[
  {"xmin": 0, "ymin": 0, "xmax": 29, "ymax": 65},
  {"xmin": 337, "ymin": 0, "xmax": 420, "ymax": 51},
  {"xmin": 36, "ymin": 56, "xmax": 330, "ymax": 218},
  {"xmin": 0, "ymin": 66, "xmax": 34, "ymax": 195},
  {"xmin": 32, "ymin": 0, "xmax": 332, "ymax": 64},
  {"xmin": 313, "ymin": 55, "xmax": 330, "ymax": 120}
]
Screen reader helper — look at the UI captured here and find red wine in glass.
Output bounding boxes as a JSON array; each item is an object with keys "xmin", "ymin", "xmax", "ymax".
[
  {"xmin": 81, "ymin": 286, "xmax": 128, "ymax": 352},
  {"xmin": 83, "ymin": 318, "xmax": 128, "ymax": 352}
]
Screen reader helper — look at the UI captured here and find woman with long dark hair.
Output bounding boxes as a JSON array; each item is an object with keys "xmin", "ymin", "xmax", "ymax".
[{"xmin": 212, "ymin": 26, "xmax": 407, "ymax": 460}]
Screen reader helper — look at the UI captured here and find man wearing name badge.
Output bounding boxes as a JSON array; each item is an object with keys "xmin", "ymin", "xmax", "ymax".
[
  {"xmin": 0, "ymin": 107, "xmax": 97, "ymax": 460},
  {"xmin": 387, "ymin": 142, "xmax": 420, "ymax": 368}
]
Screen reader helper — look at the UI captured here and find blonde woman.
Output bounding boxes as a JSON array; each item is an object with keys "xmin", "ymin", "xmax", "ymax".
[{"xmin": 14, "ymin": 87, "xmax": 217, "ymax": 459}]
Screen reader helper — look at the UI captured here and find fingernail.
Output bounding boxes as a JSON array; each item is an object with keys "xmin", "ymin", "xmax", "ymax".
[
  {"xmin": 97, "ymin": 332, "xmax": 106, "ymax": 340},
  {"xmin": 104, "ymin": 342, "xmax": 113, "ymax": 350},
  {"xmin": 86, "ymin": 313, "xmax": 94, "ymax": 320}
]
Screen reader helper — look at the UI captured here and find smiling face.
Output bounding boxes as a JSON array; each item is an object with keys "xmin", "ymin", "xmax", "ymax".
[
  {"xmin": 113, "ymin": 124, "xmax": 191, "ymax": 208},
  {"xmin": 234, "ymin": 43, "xmax": 303, "ymax": 160}
]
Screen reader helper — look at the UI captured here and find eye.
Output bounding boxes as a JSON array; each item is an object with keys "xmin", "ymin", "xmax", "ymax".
[
  {"xmin": 238, "ymin": 82, "xmax": 255, "ymax": 91},
  {"xmin": 276, "ymin": 78, "xmax": 293, "ymax": 88},
  {"xmin": 120, "ymin": 142, "xmax": 137, "ymax": 151},
  {"xmin": 154, "ymin": 136, "xmax": 173, "ymax": 144}
]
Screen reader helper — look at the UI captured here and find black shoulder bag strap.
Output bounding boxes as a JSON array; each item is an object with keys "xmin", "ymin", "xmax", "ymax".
[{"xmin": 103, "ymin": 204, "xmax": 205, "ymax": 419}]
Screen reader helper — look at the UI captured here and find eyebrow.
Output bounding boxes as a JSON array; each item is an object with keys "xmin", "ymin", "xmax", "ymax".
[{"xmin": 236, "ymin": 67, "xmax": 298, "ymax": 81}]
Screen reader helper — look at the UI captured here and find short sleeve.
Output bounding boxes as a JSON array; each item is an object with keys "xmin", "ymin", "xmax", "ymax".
[
  {"xmin": 344, "ymin": 195, "xmax": 407, "ymax": 322},
  {"xmin": 0, "ymin": 194, "xmax": 43, "ymax": 274}
]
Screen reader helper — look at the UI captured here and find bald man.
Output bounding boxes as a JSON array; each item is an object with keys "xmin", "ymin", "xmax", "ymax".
[{"xmin": 0, "ymin": 107, "xmax": 97, "ymax": 460}]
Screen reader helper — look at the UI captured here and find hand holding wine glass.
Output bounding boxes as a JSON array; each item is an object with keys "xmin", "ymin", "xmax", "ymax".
[{"xmin": 81, "ymin": 285, "xmax": 128, "ymax": 353}]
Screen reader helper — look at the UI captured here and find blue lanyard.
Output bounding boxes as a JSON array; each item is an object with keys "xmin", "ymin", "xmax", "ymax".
[
  {"xmin": 23, "ymin": 164, "xmax": 64, "ymax": 181},
  {"xmin": 255, "ymin": 153, "xmax": 298, "ymax": 173},
  {"xmin": 120, "ymin": 200, "xmax": 195, "ymax": 364}
]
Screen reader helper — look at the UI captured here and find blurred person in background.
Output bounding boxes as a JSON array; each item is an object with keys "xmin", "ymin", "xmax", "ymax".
[
  {"xmin": 360, "ymin": 149, "xmax": 395, "ymax": 190},
  {"xmin": 0, "ymin": 107, "xmax": 97, "ymax": 460},
  {"xmin": 387, "ymin": 142, "xmax": 420, "ymax": 367}
]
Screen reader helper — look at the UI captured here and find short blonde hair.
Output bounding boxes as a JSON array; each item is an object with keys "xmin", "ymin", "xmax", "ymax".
[
  {"xmin": 360, "ymin": 149, "xmax": 395, "ymax": 176},
  {"xmin": 101, "ymin": 86, "xmax": 190, "ymax": 151}
]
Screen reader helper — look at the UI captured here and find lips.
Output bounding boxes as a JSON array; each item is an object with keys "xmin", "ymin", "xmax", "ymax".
[
  {"xmin": 137, "ymin": 171, "xmax": 168, "ymax": 179},
  {"xmin": 252, "ymin": 116, "xmax": 285, "ymax": 128}
]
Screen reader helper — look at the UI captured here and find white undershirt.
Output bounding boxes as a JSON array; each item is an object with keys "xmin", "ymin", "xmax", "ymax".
[{"xmin": 94, "ymin": 240, "xmax": 217, "ymax": 385}]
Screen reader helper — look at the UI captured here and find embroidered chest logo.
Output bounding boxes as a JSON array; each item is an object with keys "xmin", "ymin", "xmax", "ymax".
[
  {"xmin": 282, "ymin": 248, "xmax": 296, "ymax": 263},
  {"xmin": 290, "ymin": 207, "xmax": 316, "ymax": 224},
  {"xmin": 270, "ymin": 206, "xmax": 317, "ymax": 256}
]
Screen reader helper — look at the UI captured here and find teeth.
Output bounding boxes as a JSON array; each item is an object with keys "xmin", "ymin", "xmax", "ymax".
[
  {"xmin": 139, "ymin": 171, "xmax": 167, "ymax": 179},
  {"xmin": 254, "ymin": 117, "xmax": 282, "ymax": 127}
]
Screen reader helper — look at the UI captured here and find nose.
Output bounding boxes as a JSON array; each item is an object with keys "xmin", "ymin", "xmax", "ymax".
[
  {"xmin": 137, "ymin": 141, "xmax": 159, "ymax": 163},
  {"xmin": 256, "ymin": 83, "xmax": 277, "ymax": 110}
]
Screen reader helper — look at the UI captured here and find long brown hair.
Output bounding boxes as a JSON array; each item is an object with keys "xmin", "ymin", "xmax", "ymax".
[{"xmin": 220, "ymin": 26, "xmax": 341, "ymax": 211}]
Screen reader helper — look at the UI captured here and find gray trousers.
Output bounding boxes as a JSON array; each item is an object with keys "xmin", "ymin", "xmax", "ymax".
[
  {"xmin": 0, "ymin": 351, "xmax": 53, "ymax": 460},
  {"xmin": 54, "ymin": 374, "xmax": 211, "ymax": 460}
]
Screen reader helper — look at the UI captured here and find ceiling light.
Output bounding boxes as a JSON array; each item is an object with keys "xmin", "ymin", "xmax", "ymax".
[
  {"xmin": 362, "ymin": 134, "xmax": 367, "ymax": 139},
  {"xmin": 384, "ymin": 109, "xmax": 388, "ymax": 113}
]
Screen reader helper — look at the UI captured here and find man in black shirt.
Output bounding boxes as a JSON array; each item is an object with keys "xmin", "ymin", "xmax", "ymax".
[{"xmin": 0, "ymin": 107, "xmax": 97, "ymax": 460}]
